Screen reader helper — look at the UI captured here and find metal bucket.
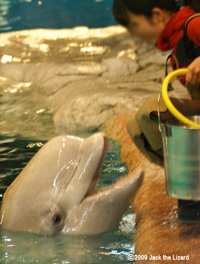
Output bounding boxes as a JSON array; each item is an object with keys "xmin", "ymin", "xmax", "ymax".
[{"xmin": 161, "ymin": 115, "xmax": 200, "ymax": 200}]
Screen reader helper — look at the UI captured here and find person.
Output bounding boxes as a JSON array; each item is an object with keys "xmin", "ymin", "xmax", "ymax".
[{"xmin": 112, "ymin": 0, "xmax": 200, "ymax": 164}]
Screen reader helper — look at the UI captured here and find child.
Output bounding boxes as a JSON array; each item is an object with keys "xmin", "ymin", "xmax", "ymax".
[{"xmin": 113, "ymin": 0, "xmax": 200, "ymax": 164}]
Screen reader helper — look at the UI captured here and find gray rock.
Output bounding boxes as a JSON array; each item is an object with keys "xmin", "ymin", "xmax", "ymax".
[
  {"xmin": 1, "ymin": 26, "xmax": 173, "ymax": 136},
  {"xmin": 102, "ymin": 58, "xmax": 139, "ymax": 77},
  {"xmin": 138, "ymin": 49, "xmax": 169, "ymax": 68}
]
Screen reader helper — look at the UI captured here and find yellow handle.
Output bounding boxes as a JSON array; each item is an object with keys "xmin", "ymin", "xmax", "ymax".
[{"xmin": 162, "ymin": 69, "xmax": 200, "ymax": 128}]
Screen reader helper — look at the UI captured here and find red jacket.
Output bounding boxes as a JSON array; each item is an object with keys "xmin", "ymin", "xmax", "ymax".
[{"xmin": 156, "ymin": 6, "xmax": 200, "ymax": 70}]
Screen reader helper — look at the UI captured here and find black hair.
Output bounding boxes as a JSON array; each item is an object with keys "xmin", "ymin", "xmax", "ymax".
[
  {"xmin": 113, "ymin": 0, "xmax": 200, "ymax": 27},
  {"xmin": 184, "ymin": 0, "xmax": 200, "ymax": 11}
]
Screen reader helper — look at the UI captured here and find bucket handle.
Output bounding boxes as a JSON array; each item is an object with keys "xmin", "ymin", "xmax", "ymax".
[
  {"xmin": 162, "ymin": 68, "xmax": 200, "ymax": 128},
  {"xmin": 157, "ymin": 93, "xmax": 162, "ymax": 133}
]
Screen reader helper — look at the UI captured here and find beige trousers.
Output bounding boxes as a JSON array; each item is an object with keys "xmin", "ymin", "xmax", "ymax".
[{"xmin": 127, "ymin": 94, "xmax": 200, "ymax": 165}]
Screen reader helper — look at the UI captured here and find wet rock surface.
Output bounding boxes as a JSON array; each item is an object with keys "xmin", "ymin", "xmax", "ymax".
[{"xmin": 0, "ymin": 26, "xmax": 187, "ymax": 137}]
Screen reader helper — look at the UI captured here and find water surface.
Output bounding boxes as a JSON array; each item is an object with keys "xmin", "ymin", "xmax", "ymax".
[
  {"xmin": 0, "ymin": 22, "xmax": 145, "ymax": 264},
  {"xmin": 0, "ymin": 0, "xmax": 116, "ymax": 32},
  {"xmin": 0, "ymin": 137, "xmax": 136, "ymax": 264}
]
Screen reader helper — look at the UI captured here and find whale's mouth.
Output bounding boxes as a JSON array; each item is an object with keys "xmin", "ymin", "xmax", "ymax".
[{"xmin": 85, "ymin": 136, "xmax": 109, "ymax": 198}]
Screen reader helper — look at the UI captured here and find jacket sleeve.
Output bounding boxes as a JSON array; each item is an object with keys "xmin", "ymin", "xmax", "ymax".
[{"xmin": 187, "ymin": 17, "xmax": 200, "ymax": 47}]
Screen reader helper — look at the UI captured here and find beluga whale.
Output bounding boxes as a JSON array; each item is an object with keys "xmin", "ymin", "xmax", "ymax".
[{"xmin": 0, "ymin": 133, "xmax": 144, "ymax": 235}]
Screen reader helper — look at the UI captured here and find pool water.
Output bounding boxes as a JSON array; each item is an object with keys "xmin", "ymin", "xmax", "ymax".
[
  {"xmin": 1, "ymin": 229, "xmax": 135, "ymax": 264},
  {"xmin": 0, "ymin": 137, "xmax": 136, "ymax": 264},
  {"xmin": 0, "ymin": 1, "xmax": 139, "ymax": 261},
  {"xmin": 0, "ymin": 0, "xmax": 116, "ymax": 33}
]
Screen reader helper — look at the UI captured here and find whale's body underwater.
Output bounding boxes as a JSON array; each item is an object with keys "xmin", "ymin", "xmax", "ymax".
[{"xmin": 0, "ymin": 133, "xmax": 143, "ymax": 235}]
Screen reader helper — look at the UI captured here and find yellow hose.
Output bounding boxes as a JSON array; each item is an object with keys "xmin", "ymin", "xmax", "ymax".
[{"xmin": 162, "ymin": 68, "xmax": 200, "ymax": 128}]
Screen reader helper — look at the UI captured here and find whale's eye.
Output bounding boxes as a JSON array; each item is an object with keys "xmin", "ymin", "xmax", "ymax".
[{"xmin": 52, "ymin": 214, "xmax": 61, "ymax": 225}]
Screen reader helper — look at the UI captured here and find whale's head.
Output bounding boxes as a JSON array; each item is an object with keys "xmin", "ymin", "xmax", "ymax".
[{"xmin": 0, "ymin": 133, "xmax": 143, "ymax": 235}]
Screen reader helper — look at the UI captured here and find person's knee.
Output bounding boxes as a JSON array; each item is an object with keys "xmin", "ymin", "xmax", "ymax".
[{"xmin": 127, "ymin": 115, "xmax": 163, "ymax": 166}]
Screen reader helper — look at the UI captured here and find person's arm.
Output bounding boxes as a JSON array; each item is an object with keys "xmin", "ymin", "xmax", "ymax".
[
  {"xmin": 186, "ymin": 57, "xmax": 200, "ymax": 84},
  {"xmin": 185, "ymin": 17, "xmax": 200, "ymax": 85}
]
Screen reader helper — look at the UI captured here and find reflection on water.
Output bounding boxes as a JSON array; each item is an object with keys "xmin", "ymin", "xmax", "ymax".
[
  {"xmin": 0, "ymin": 138, "xmax": 136, "ymax": 263},
  {"xmin": 0, "ymin": 1, "xmax": 11, "ymax": 32},
  {"xmin": 1, "ymin": 228, "xmax": 135, "ymax": 264},
  {"xmin": 0, "ymin": 20, "xmax": 160, "ymax": 264},
  {"xmin": 0, "ymin": 20, "xmax": 169, "ymax": 263},
  {"xmin": 0, "ymin": 137, "xmax": 44, "ymax": 200},
  {"xmin": 0, "ymin": 26, "xmax": 138, "ymax": 139},
  {"xmin": 0, "ymin": 75, "xmax": 60, "ymax": 140},
  {"xmin": 0, "ymin": 26, "xmax": 128, "ymax": 64},
  {"xmin": 0, "ymin": 82, "xmax": 57, "ymax": 140}
]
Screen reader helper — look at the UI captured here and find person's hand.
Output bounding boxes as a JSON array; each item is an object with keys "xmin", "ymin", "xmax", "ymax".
[{"xmin": 186, "ymin": 57, "xmax": 200, "ymax": 85}]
